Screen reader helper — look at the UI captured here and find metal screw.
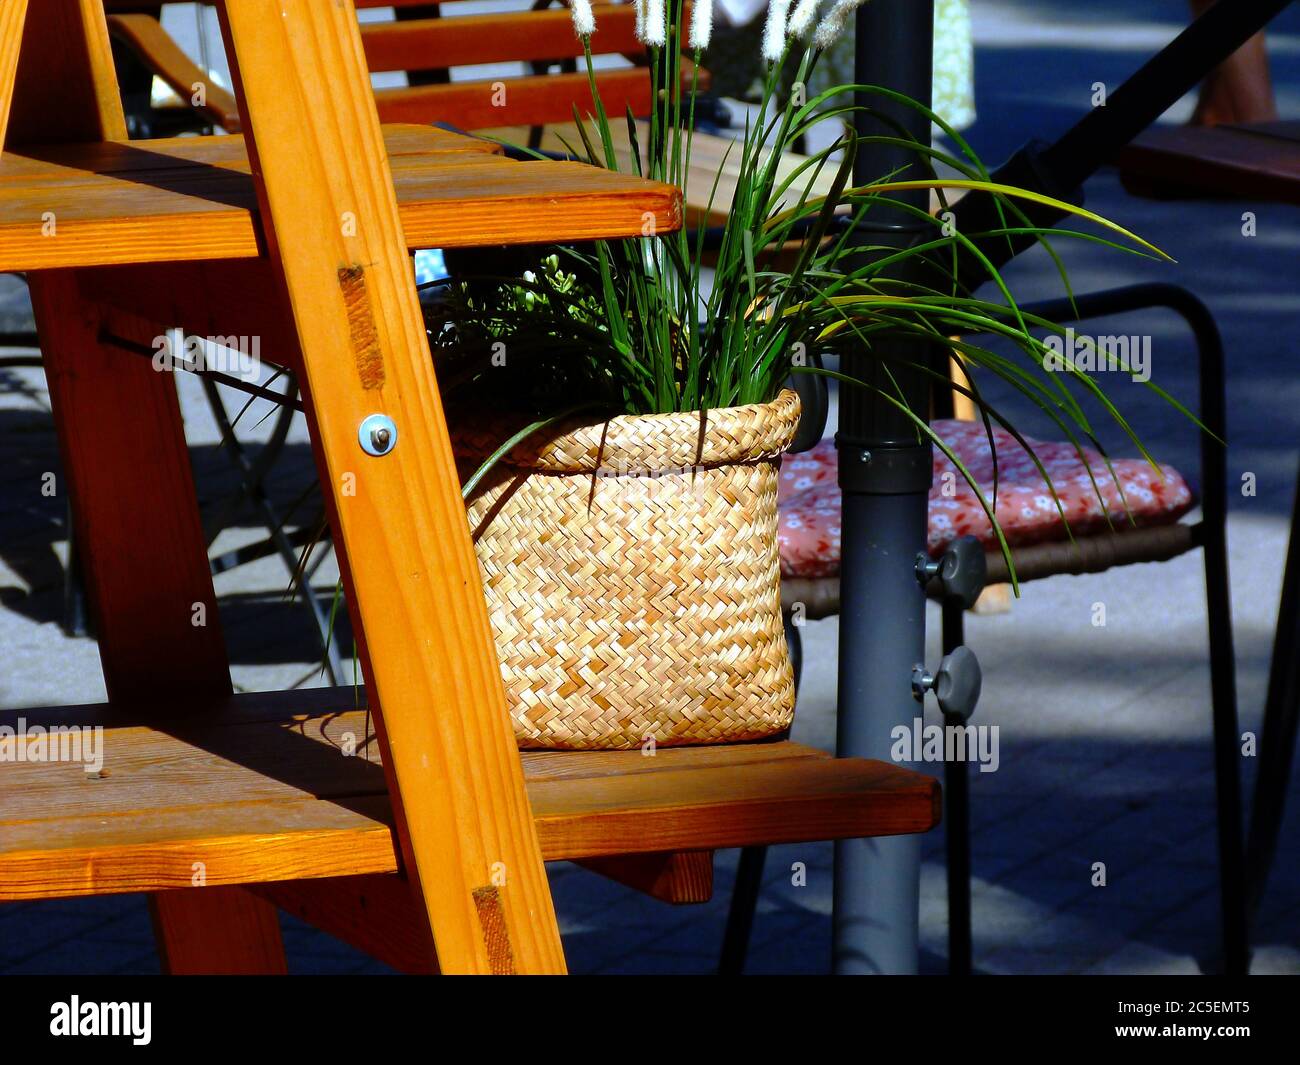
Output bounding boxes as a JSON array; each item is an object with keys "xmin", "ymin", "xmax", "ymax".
[{"xmin": 358, "ymin": 413, "xmax": 398, "ymax": 457}]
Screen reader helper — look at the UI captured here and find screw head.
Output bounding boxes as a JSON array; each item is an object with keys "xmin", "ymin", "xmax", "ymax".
[{"xmin": 359, "ymin": 414, "xmax": 398, "ymax": 457}]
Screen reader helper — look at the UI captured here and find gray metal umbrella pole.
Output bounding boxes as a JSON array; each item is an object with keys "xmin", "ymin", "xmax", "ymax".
[{"xmin": 832, "ymin": 0, "xmax": 936, "ymax": 975}]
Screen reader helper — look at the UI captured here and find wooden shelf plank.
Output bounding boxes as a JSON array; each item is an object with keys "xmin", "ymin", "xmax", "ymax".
[
  {"xmin": 0, "ymin": 123, "xmax": 681, "ymax": 272},
  {"xmin": 0, "ymin": 690, "xmax": 940, "ymax": 901},
  {"xmin": 1118, "ymin": 121, "xmax": 1300, "ymax": 205}
]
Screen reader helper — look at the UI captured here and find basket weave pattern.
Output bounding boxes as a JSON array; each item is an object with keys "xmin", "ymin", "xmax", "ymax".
[{"xmin": 461, "ymin": 390, "xmax": 801, "ymax": 749}]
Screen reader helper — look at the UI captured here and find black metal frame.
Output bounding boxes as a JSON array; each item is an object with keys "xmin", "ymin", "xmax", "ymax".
[
  {"xmin": 944, "ymin": 283, "xmax": 1244, "ymax": 975},
  {"xmin": 1245, "ymin": 466, "xmax": 1300, "ymax": 926},
  {"xmin": 721, "ymin": 282, "xmax": 1246, "ymax": 975}
]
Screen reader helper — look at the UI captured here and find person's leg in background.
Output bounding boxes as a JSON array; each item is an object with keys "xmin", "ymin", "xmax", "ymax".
[{"xmin": 1190, "ymin": 0, "xmax": 1278, "ymax": 126}]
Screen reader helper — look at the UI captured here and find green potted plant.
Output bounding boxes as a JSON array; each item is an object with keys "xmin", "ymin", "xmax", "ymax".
[{"xmin": 425, "ymin": 0, "xmax": 1176, "ymax": 750}]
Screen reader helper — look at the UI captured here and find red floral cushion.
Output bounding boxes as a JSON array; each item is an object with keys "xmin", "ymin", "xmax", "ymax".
[{"xmin": 778, "ymin": 420, "xmax": 1197, "ymax": 579}]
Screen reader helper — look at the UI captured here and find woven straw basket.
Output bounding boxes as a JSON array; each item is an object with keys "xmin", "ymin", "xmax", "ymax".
[{"xmin": 459, "ymin": 389, "xmax": 801, "ymax": 749}]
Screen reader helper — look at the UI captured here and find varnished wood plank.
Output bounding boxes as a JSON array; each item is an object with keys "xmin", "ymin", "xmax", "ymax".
[
  {"xmin": 0, "ymin": 701, "xmax": 828, "ymax": 825},
  {"xmin": 0, "ymin": 124, "xmax": 496, "ymax": 183},
  {"xmin": 1118, "ymin": 122, "xmax": 1300, "ymax": 205},
  {"xmin": 374, "ymin": 64, "xmax": 706, "ymax": 131},
  {"xmin": 359, "ymin": 6, "xmax": 641, "ymax": 72},
  {"xmin": 218, "ymin": 0, "xmax": 564, "ymax": 976},
  {"xmin": 0, "ymin": 697, "xmax": 940, "ymax": 902},
  {"xmin": 530, "ymin": 758, "xmax": 941, "ymax": 859},
  {"xmin": 0, "ymin": 798, "xmax": 399, "ymax": 901},
  {"xmin": 9, "ymin": 0, "xmax": 287, "ymax": 975},
  {"xmin": 578, "ymin": 851, "xmax": 715, "ymax": 904},
  {"xmin": 0, "ymin": 132, "xmax": 680, "ymax": 272},
  {"xmin": 485, "ymin": 120, "xmax": 833, "ymax": 229},
  {"xmin": 374, "ymin": 68, "xmax": 650, "ymax": 132},
  {"xmin": 522, "ymin": 740, "xmax": 828, "ymax": 782}
]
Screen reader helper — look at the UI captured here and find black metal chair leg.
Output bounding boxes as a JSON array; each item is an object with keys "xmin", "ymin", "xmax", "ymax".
[
  {"xmin": 941, "ymin": 599, "xmax": 972, "ymax": 975},
  {"xmin": 1203, "ymin": 515, "xmax": 1249, "ymax": 975},
  {"xmin": 1015, "ymin": 283, "xmax": 1248, "ymax": 973},
  {"xmin": 62, "ymin": 498, "xmax": 89, "ymax": 638},
  {"xmin": 1245, "ymin": 462, "xmax": 1300, "ymax": 924},
  {"xmin": 719, "ymin": 845, "xmax": 769, "ymax": 975},
  {"xmin": 718, "ymin": 618, "xmax": 803, "ymax": 975}
]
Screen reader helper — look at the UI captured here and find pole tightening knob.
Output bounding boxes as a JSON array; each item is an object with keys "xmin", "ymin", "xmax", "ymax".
[
  {"xmin": 912, "ymin": 645, "xmax": 983, "ymax": 722},
  {"xmin": 916, "ymin": 534, "xmax": 988, "ymax": 610}
]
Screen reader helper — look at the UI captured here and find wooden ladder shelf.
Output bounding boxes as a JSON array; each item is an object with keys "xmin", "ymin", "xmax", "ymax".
[{"xmin": 0, "ymin": 0, "xmax": 939, "ymax": 975}]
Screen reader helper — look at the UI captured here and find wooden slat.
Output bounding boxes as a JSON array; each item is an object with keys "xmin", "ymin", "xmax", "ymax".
[
  {"xmin": 1118, "ymin": 122, "xmax": 1300, "ymax": 206},
  {"xmin": 0, "ymin": 125, "xmax": 680, "ymax": 272},
  {"xmin": 373, "ymin": 61, "xmax": 707, "ymax": 131},
  {"xmin": 0, "ymin": 694, "xmax": 941, "ymax": 902},
  {"xmin": 359, "ymin": 7, "xmax": 642, "ymax": 72},
  {"xmin": 218, "ymin": 0, "xmax": 565, "ymax": 976},
  {"xmin": 0, "ymin": 123, "xmax": 496, "ymax": 181},
  {"xmin": 485, "ymin": 119, "xmax": 835, "ymax": 229}
]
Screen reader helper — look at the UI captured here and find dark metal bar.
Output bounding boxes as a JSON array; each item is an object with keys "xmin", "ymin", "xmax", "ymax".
[
  {"xmin": 940, "ymin": 600, "xmax": 972, "ymax": 975},
  {"xmin": 1245, "ymin": 465, "xmax": 1300, "ymax": 924},
  {"xmin": 1040, "ymin": 0, "xmax": 1293, "ymax": 187},
  {"xmin": 1005, "ymin": 283, "xmax": 1246, "ymax": 973},
  {"xmin": 833, "ymin": 0, "xmax": 934, "ymax": 976},
  {"xmin": 201, "ymin": 377, "xmax": 346, "ymax": 685},
  {"xmin": 947, "ymin": 0, "xmax": 1294, "ymax": 290},
  {"xmin": 97, "ymin": 329, "xmax": 304, "ymax": 412},
  {"xmin": 719, "ymin": 845, "xmax": 769, "ymax": 976}
]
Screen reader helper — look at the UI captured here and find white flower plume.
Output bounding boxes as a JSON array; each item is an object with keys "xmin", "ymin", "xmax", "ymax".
[
  {"xmin": 689, "ymin": 0, "xmax": 715, "ymax": 49},
  {"xmin": 570, "ymin": 0, "xmax": 596, "ymax": 36},
  {"xmin": 644, "ymin": 0, "xmax": 667, "ymax": 46},
  {"xmin": 762, "ymin": 0, "xmax": 792, "ymax": 62},
  {"xmin": 788, "ymin": 0, "xmax": 821, "ymax": 38},
  {"xmin": 812, "ymin": 0, "xmax": 871, "ymax": 50}
]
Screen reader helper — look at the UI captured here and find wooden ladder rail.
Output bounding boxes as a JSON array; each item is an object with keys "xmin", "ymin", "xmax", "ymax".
[
  {"xmin": 0, "ymin": 0, "xmax": 566, "ymax": 974},
  {"xmin": 215, "ymin": 0, "xmax": 565, "ymax": 975}
]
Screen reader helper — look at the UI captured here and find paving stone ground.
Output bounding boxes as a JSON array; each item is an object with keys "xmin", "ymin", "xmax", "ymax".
[{"xmin": 1, "ymin": 0, "xmax": 1297, "ymax": 974}]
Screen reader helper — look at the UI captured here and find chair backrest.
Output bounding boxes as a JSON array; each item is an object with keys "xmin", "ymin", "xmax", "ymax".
[
  {"xmin": 106, "ymin": 0, "xmax": 697, "ymax": 133},
  {"xmin": 357, "ymin": 0, "xmax": 684, "ymax": 130}
]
